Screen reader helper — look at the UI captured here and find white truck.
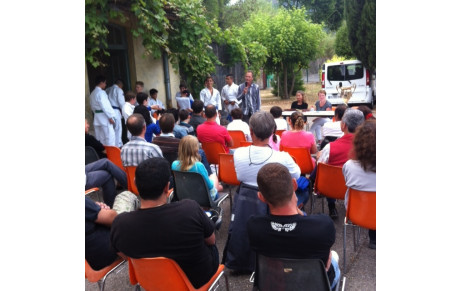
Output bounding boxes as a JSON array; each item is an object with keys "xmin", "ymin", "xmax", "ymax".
[{"xmin": 321, "ymin": 60, "xmax": 375, "ymax": 109}]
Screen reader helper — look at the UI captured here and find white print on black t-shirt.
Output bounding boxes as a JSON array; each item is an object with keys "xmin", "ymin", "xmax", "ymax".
[{"xmin": 271, "ymin": 222, "xmax": 297, "ymax": 232}]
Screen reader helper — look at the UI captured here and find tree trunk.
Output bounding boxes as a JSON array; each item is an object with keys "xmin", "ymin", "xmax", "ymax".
[{"xmin": 283, "ymin": 64, "xmax": 289, "ymax": 100}]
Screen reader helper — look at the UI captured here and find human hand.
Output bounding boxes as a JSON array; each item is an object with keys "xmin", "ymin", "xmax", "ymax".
[
  {"xmin": 95, "ymin": 201, "xmax": 110, "ymax": 210},
  {"xmin": 243, "ymin": 87, "xmax": 248, "ymax": 94},
  {"xmin": 151, "ymin": 105, "xmax": 159, "ymax": 110},
  {"xmin": 230, "ymin": 101, "xmax": 235, "ymax": 105},
  {"xmin": 109, "ymin": 118, "xmax": 115, "ymax": 125}
]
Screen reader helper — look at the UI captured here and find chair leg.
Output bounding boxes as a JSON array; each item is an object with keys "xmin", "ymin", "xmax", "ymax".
[
  {"xmin": 321, "ymin": 197, "xmax": 325, "ymax": 213},
  {"xmin": 343, "ymin": 223, "xmax": 347, "ymax": 274},
  {"xmin": 352, "ymin": 225, "xmax": 357, "ymax": 252},
  {"xmin": 135, "ymin": 283, "xmax": 141, "ymax": 291}
]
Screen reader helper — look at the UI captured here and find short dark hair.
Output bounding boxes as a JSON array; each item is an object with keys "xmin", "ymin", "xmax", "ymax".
[
  {"xmin": 159, "ymin": 113, "xmax": 175, "ymax": 133},
  {"xmin": 226, "ymin": 74, "xmax": 234, "ymax": 79},
  {"xmin": 257, "ymin": 163, "xmax": 293, "ymax": 207},
  {"xmin": 135, "ymin": 81, "xmax": 144, "ymax": 87},
  {"xmin": 165, "ymin": 108, "xmax": 179, "ymax": 122},
  {"xmin": 136, "ymin": 92, "xmax": 149, "ymax": 105},
  {"xmin": 125, "ymin": 91, "xmax": 136, "ymax": 102},
  {"xmin": 179, "ymin": 109, "xmax": 190, "ymax": 122},
  {"xmin": 335, "ymin": 104, "xmax": 348, "ymax": 121},
  {"xmin": 231, "ymin": 108, "xmax": 243, "ymax": 119},
  {"xmin": 127, "ymin": 113, "xmax": 145, "ymax": 136},
  {"xmin": 135, "ymin": 157, "xmax": 171, "ymax": 200},
  {"xmin": 115, "ymin": 79, "xmax": 123, "ymax": 86},
  {"xmin": 269, "ymin": 106, "xmax": 283, "ymax": 118},
  {"xmin": 95, "ymin": 75, "xmax": 106, "ymax": 85},
  {"xmin": 149, "ymin": 88, "xmax": 158, "ymax": 95},
  {"xmin": 204, "ymin": 105, "xmax": 217, "ymax": 119},
  {"xmin": 192, "ymin": 100, "xmax": 204, "ymax": 114}
]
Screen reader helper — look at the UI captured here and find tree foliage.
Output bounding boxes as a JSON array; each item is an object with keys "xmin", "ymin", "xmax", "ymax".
[
  {"xmin": 334, "ymin": 21, "xmax": 354, "ymax": 58},
  {"xmin": 221, "ymin": 0, "xmax": 274, "ymax": 30},
  {"xmin": 345, "ymin": 0, "xmax": 375, "ymax": 72},
  {"xmin": 236, "ymin": 8, "xmax": 324, "ymax": 98},
  {"xmin": 278, "ymin": 0, "xmax": 344, "ymax": 31},
  {"xmin": 85, "ymin": 0, "xmax": 229, "ymax": 97}
]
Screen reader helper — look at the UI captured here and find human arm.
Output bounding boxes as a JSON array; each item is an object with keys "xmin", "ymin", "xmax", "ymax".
[
  {"xmin": 204, "ymin": 233, "xmax": 216, "ymax": 246},
  {"xmin": 100, "ymin": 92, "xmax": 116, "ymax": 123},
  {"xmin": 225, "ymin": 131, "xmax": 234, "ymax": 148},
  {"xmin": 317, "ymin": 143, "xmax": 330, "ymax": 164},
  {"xmin": 255, "ymin": 85, "xmax": 261, "ymax": 112},
  {"xmin": 283, "ymin": 152, "xmax": 301, "ymax": 179}
]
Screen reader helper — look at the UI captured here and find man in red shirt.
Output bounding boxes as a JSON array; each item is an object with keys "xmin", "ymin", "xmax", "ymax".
[
  {"xmin": 315, "ymin": 108, "xmax": 364, "ymax": 218},
  {"xmin": 197, "ymin": 105, "xmax": 233, "ymax": 153}
]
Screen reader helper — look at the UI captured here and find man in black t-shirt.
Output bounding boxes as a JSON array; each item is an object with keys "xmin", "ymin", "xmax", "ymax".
[
  {"xmin": 110, "ymin": 157, "xmax": 218, "ymax": 289},
  {"xmin": 247, "ymin": 163, "xmax": 341, "ymax": 289}
]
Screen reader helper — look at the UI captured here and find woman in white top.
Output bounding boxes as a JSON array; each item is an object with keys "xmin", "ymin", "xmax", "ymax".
[
  {"xmin": 342, "ymin": 119, "xmax": 376, "ymax": 249},
  {"xmin": 233, "ymin": 111, "xmax": 300, "ymax": 187}
]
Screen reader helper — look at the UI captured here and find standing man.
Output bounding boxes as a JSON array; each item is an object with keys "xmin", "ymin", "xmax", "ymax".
[
  {"xmin": 200, "ymin": 76, "xmax": 222, "ymax": 124},
  {"xmin": 237, "ymin": 71, "xmax": 261, "ymax": 123},
  {"xmin": 106, "ymin": 79, "xmax": 125, "ymax": 147},
  {"xmin": 90, "ymin": 75, "xmax": 116, "ymax": 146},
  {"xmin": 221, "ymin": 74, "xmax": 240, "ymax": 115}
]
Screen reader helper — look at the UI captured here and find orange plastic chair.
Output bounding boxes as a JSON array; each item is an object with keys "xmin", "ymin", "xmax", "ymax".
[
  {"xmin": 201, "ymin": 141, "xmax": 226, "ymax": 173},
  {"xmin": 279, "ymin": 146, "xmax": 314, "ymax": 175},
  {"xmin": 343, "ymin": 188, "xmax": 376, "ymax": 273},
  {"xmin": 104, "ymin": 146, "xmax": 125, "ymax": 172},
  {"xmin": 128, "ymin": 257, "xmax": 229, "ymax": 291},
  {"xmin": 275, "ymin": 129, "xmax": 285, "ymax": 137},
  {"xmin": 218, "ymin": 153, "xmax": 240, "ymax": 210},
  {"xmin": 227, "ymin": 130, "xmax": 247, "ymax": 148},
  {"xmin": 239, "ymin": 141, "xmax": 253, "ymax": 147},
  {"xmin": 314, "ymin": 162, "xmax": 347, "ymax": 213},
  {"xmin": 85, "ymin": 187, "xmax": 99, "ymax": 195},
  {"xmin": 125, "ymin": 166, "xmax": 139, "ymax": 195},
  {"xmin": 85, "ymin": 258, "xmax": 125, "ymax": 291}
]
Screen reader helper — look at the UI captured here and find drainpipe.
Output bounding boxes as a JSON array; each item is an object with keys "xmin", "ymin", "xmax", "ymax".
[{"xmin": 162, "ymin": 51, "xmax": 172, "ymax": 109}]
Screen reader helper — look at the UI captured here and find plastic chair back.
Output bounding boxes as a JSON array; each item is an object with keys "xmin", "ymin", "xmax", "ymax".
[
  {"xmin": 201, "ymin": 142, "xmax": 226, "ymax": 165},
  {"xmin": 128, "ymin": 257, "xmax": 226, "ymax": 291},
  {"xmin": 86, "ymin": 258, "xmax": 125, "ymax": 291},
  {"xmin": 280, "ymin": 146, "xmax": 314, "ymax": 175},
  {"xmin": 228, "ymin": 130, "xmax": 247, "ymax": 148},
  {"xmin": 104, "ymin": 145, "xmax": 125, "ymax": 172},
  {"xmin": 346, "ymin": 188, "xmax": 376, "ymax": 230},
  {"xmin": 239, "ymin": 141, "xmax": 252, "ymax": 147},
  {"xmin": 172, "ymin": 170, "xmax": 214, "ymax": 208},
  {"xmin": 254, "ymin": 254, "xmax": 331, "ymax": 291},
  {"xmin": 218, "ymin": 154, "xmax": 239, "ymax": 186},
  {"xmin": 85, "ymin": 146, "xmax": 100, "ymax": 165},
  {"xmin": 275, "ymin": 129, "xmax": 285, "ymax": 137},
  {"xmin": 314, "ymin": 163, "xmax": 347, "ymax": 200},
  {"xmin": 125, "ymin": 166, "xmax": 139, "ymax": 195}
]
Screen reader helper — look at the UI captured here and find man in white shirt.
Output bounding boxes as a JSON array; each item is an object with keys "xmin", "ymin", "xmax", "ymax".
[
  {"xmin": 226, "ymin": 108, "xmax": 252, "ymax": 141},
  {"xmin": 90, "ymin": 75, "xmax": 116, "ymax": 146},
  {"xmin": 200, "ymin": 76, "xmax": 222, "ymax": 124},
  {"xmin": 106, "ymin": 79, "xmax": 125, "ymax": 147},
  {"xmin": 221, "ymin": 74, "xmax": 240, "ymax": 114},
  {"xmin": 122, "ymin": 91, "xmax": 136, "ymax": 141},
  {"xmin": 148, "ymin": 88, "xmax": 165, "ymax": 114}
]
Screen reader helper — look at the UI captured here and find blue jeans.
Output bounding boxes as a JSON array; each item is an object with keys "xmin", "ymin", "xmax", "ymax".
[
  {"xmin": 85, "ymin": 158, "xmax": 127, "ymax": 207},
  {"xmin": 330, "ymin": 254, "xmax": 341, "ymax": 289},
  {"xmin": 309, "ymin": 118, "xmax": 330, "ymax": 140}
]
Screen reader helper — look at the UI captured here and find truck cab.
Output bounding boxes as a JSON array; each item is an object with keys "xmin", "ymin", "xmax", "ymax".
[{"xmin": 321, "ymin": 60, "xmax": 374, "ymax": 109}]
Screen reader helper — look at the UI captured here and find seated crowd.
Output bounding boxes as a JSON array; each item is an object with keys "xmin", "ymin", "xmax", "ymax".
[{"xmin": 86, "ymin": 78, "xmax": 376, "ymax": 289}]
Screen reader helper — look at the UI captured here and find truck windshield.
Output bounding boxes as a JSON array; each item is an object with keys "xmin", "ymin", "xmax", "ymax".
[{"xmin": 327, "ymin": 64, "xmax": 364, "ymax": 81}]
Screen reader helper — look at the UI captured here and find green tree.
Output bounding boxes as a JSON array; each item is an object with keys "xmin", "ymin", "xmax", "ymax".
[
  {"xmin": 237, "ymin": 8, "xmax": 324, "ymax": 98},
  {"xmin": 334, "ymin": 21, "xmax": 354, "ymax": 58},
  {"xmin": 221, "ymin": 0, "xmax": 274, "ymax": 30},
  {"xmin": 278, "ymin": 0, "xmax": 344, "ymax": 31},
  {"xmin": 85, "ymin": 0, "xmax": 225, "ymax": 97},
  {"xmin": 345, "ymin": 0, "xmax": 375, "ymax": 72}
]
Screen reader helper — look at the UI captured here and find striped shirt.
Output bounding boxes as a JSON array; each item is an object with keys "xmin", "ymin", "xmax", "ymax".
[{"xmin": 121, "ymin": 136, "xmax": 163, "ymax": 167}]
